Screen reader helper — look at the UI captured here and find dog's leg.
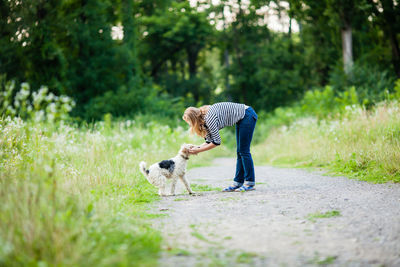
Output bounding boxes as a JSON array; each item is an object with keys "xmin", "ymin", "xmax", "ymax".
[
  {"xmin": 170, "ymin": 176, "xmax": 178, "ymax": 196},
  {"xmin": 159, "ymin": 178, "xmax": 167, "ymax": 196},
  {"xmin": 179, "ymin": 175, "xmax": 194, "ymax": 194}
]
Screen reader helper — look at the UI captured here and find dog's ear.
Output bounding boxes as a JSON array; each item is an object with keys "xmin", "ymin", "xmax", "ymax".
[{"xmin": 180, "ymin": 144, "xmax": 188, "ymax": 152}]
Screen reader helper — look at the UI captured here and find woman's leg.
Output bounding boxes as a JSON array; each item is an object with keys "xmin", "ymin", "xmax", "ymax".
[
  {"xmin": 237, "ymin": 108, "xmax": 257, "ymax": 185},
  {"xmin": 233, "ymin": 122, "xmax": 245, "ymax": 186}
]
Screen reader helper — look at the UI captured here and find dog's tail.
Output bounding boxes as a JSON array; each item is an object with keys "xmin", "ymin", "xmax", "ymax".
[{"xmin": 139, "ymin": 161, "xmax": 150, "ymax": 177}]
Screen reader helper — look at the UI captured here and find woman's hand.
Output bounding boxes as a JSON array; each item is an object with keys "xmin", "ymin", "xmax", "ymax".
[
  {"xmin": 189, "ymin": 146, "xmax": 201, "ymax": 155},
  {"xmin": 188, "ymin": 143, "xmax": 217, "ymax": 155}
]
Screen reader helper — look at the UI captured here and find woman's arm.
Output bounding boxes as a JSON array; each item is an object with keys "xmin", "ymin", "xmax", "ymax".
[{"xmin": 189, "ymin": 142, "xmax": 217, "ymax": 154}]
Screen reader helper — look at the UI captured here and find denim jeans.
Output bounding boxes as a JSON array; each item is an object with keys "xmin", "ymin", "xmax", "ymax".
[{"xmin": 233, "ymin": 107, "xmax": 257, "ymax": 186}]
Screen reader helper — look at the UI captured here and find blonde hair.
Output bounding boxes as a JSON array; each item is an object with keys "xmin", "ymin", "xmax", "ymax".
[{"xmin": 183, "ymin": 105, "xmax": 210, "ymax": 137}]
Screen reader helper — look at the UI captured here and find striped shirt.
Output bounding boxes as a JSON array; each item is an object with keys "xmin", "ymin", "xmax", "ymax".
[{"xmin": 204, "ymin": 102, "xmax": 247, "ymax": 145}]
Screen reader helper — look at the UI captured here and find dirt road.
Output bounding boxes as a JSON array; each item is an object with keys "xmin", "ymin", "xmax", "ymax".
[{"xmin": 152, "ymin": 158, "xmax": 400, "ymax": 266}]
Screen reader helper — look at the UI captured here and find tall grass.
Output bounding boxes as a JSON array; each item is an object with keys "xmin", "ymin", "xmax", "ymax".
[
  {"xmin": 0, "ymin": 117, "xmax": 230, "ymax": 266},
  {"xmin": 253, "ymin": 101, "xmax": 400, "ymax": 183}
]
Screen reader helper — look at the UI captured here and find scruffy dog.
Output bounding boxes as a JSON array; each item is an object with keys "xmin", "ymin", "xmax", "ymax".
[{"xmin": 139, "ymin": 144, "xmax": 195, "ymax": 196}]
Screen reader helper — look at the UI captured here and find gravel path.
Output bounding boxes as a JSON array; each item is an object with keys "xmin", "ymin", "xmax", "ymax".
[{"xmin": 151, "ymin": 158, "xmax": 400, "ymax": 266}]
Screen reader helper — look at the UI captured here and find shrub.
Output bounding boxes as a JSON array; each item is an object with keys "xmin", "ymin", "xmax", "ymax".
[
  {"xmin": 300, "ymin": 85, "xmax": 359, "ymax": 118},
  {"xmin": 329, "ymin": 62, "xmax": 396, "ymax": 106},
  {"xmin": 253, "ymin": 101, "xmax": 400, "ymax": 183},
  {"xmin": 0, "ymin": 77, "xmax": 75, "ymax": 122}
]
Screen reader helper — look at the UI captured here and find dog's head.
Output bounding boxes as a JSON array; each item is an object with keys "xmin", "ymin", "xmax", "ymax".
[{"xmin": 179, "ymin": 143, "xmax": 195, "ymax": 159}]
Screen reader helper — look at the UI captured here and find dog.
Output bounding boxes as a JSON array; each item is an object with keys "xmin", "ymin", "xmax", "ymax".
[{"xmin": 139, "ymin": 144, "xmax": 195, "ymax": 196}]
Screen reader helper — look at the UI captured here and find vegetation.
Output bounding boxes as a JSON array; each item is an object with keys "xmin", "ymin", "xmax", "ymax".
[
  {"xmin": 253, "ymin": 84, "xmax": 400, "ymax": 183},
  {"xmin": 0, "ymin": 82, "xmax": 229, "ymax": 266},
  {"xmin": 1, "ymin": 0, "xmax": 400, "ymax": 265},
  {"xmin": 190, "ymin": 183, "xmax": 221, "ymax": 192},
  {"xmin": 1, "ymin": 0, "xmax": 399, "ymax": 120},
  {"xmin": 307, "ymin": 211, "xmax": 341, "ymax": 222},
  {"xmin": 308, "ymin": 254, "xmax": 337, "ymax": 265}
]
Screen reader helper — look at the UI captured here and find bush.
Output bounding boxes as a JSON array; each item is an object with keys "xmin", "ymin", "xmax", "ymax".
[
  {"xmin": 329, "ymin": 62, "xmax": 396, "ymax": 106},
  {"xmin": 0, "ymin": 77, "xmax": 75, "ymax": 122},
  {"xmin": 82, "ymin": 80, "xmax": 190, "ymax": 122},
  {"xmin": 300, "ymin": 85, "xmax": 359, "ymax": 118},
  {"xmin": 253, "ymin": 101, "xmax": 400, "ymax": 183}
]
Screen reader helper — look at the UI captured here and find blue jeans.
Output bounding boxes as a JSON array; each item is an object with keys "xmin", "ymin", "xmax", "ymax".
[{"xmin": 233, "ymin": 107, "xmax": 257, "ymax": 186}]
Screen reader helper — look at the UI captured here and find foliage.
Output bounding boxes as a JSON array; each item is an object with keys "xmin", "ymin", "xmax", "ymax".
[
  {"xmin": 300, "ymin": 85, "xmax": 359, "ymax": 118},
  {"xmin": 253, "ymin": 99, "xmax": 400, "ymax": 183},
  {"xmin": 1, "ymin": 0, "xmax": 398, "ymax": 121},
  {"xmin": 225, "ymin": 33, "xmax": 309, "ymax": 111},
  {"xmin": 0, "ymin": 114, "xmax": 231, "ymax": 265},
  {"xmin": 1, "ymin": 77, "xmax": 75, "ymax": 122},
  {"xmin": 0, "ymin": 77, "xmax": 232, "ymax": 265},
  {"xmin": 391, "ymin": 79, "xmax": 400, "ymax": 100},
  {"xmin": 139, "ymin": 1, "xmax": 215, "ymax": 103},
  {"xmin": 329, "ymin": 62, "xmax": 396, "ymax": 106}
]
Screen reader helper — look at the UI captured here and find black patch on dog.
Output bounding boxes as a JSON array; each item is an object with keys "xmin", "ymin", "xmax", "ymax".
[
  {"xmin": 159, "ymin": 160, "xmax": 175, "ymax": 173},
  {"xmin": 146, "ymin": 169, "xmax": 149, "ymax": 174}
]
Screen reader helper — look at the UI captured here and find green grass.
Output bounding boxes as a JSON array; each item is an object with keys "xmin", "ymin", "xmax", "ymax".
[
  {"xmin": 308, "ymin": 254, "xmax": 337, "ymax": 265},
  {"xmin": 307, "ymin": 210, "xmax": 341, "ymax": 222},
  {"xmin": 189, "ymin": 224, "xmax": 217, "ymax": 244},
  {"xmin": 0, "ymin": 118, "xmax": 228, "ymax": 266},
  {"xmin": 191, "ymin": 183, "xmax": 221, "ymax": 192},
  {"xmin": 167, "ymin": 248, "xmax": 191, "ymax": 256},
  {"xmin": 174, "ymin": 197, "xmax": 189, "ymax": 201},
  {"xmin": 191, "ymin": 232, "xmax": 212, "ymax": 243},
  {"xmin": 236, "ymin": 252, "xmax": 258, "ymax": 264},
  {"xmin": 219, "ymin": 196, "xmax": 239, "ymax": 202},
  {"xmin": 253, "ymin": 101, "xmax": 400, "ymax": 183}
]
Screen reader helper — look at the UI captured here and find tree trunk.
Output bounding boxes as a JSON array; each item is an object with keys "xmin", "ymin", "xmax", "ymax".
[{"xmin": 341, "ymin": 25, "xmax": 353, "ymax": 75}]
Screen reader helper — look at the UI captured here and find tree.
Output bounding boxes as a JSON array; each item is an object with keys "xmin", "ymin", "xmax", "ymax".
[
  {"xmin": 366, "ymin": 0, "xmax": 400, "ymax": 77},
  {"xmin": 140, "ymin": 2, "xmax": 214, "ymax": 102},
  {"xmin": 0, "ymin": 0, "xmax": 67, "ymax": 93}
]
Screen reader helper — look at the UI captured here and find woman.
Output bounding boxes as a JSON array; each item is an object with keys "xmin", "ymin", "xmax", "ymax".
[{"xmin": 182, "ymin": 102, "xmax": 258, "ymax": 192}]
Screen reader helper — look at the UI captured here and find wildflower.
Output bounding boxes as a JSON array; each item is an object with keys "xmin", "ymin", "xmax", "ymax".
[
  {"xmin": 48, "ymin": 103, "xmax": 57, "ymax": 114},
  {"xmin": 46, "ymin": 93, "xmax": 55, "ymax": 102}
]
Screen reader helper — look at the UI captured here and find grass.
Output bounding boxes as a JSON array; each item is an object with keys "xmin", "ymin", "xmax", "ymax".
[
  {"xmin": 189, "ymin": 224, "xmax": 217, "ymax": 244},
  {"xmin": 219, "ymin": 196, "xmax": 239, "ymax": 202},
  {"xmin": 236, "ymin": 252, "xmax": 258, "ymax": 264},
  {"xmin": 174, "ymin": 197, "xmax": 189, "ymax": 201},
  {"xmin": 4, "ymin": 95, "xmax": 398, "ymax": 265},
  {"xmin": 166, "ymin": 247, "xmax": 191, "ymax": 256},
  {"xmin": 253, "ymin": 101, "xmax": 400, "ymax": 183},
  {"xmin": 308, "ymin": 254, "xmax": 337, "ymax": 265},
  {"xmin": 0, "ymin": 117, "xmax": 229, "ymax": 266},
  {"xmin": 307, "ymin": 210, "xmax": 341, "ymax": 222},
  {"xmin": 190, "ymin": 183, "xmax": 221, "ymax": 192},
  {"xmin": 191, "ymin": 232, "xmax": 212, "ymax": 243}
]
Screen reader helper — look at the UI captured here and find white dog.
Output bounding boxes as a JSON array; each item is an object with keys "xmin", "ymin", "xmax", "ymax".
[{"xmin": 139, "ymin": 144, "xmax": 195, "ymax": 196}]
